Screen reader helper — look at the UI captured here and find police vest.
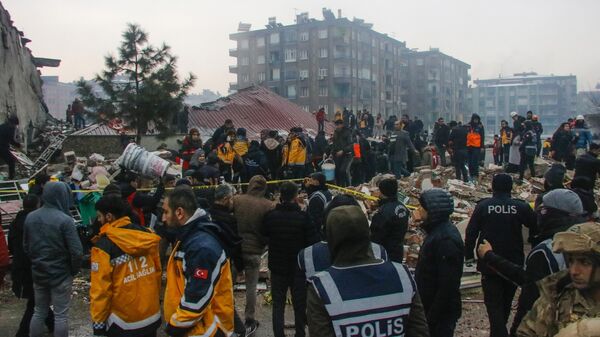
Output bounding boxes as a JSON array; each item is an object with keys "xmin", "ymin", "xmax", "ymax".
[
  {"xmin": 309, "ymin": 261, "xmax": 414, "ymax": 337},
  {"xmin": 298, "ymin": 241, "xmax": 388, "ymax": 279},
  {"xmin": 525, "ymin": 238, "xmax": 566, "ymax": 274}
]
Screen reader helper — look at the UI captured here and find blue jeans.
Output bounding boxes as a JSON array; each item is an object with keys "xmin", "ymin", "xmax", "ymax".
[
  {"xmin": 392, "ymin": 160, "xmax": 410, "ymax": 178},
  {"xmin": 30, "ymin": 277, "xmax": 72, "ymax": 337}
]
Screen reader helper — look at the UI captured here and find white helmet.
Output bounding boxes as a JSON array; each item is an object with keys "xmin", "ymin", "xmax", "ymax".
[
  {"xmin": 510, "ymin": 111, "xmax": 518, "ymax": 118},
  {"xmin": 576, "ymin": 115, "xmax": 585, "ymax": 121}
]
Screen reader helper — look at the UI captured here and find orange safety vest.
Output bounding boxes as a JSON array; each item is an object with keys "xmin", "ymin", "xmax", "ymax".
[
  {"xmin": 353, "ymin": 143, "xmax": 362, "ymax": 159},
  {"xmin": 467, "ymin": 128, "xmax": 482, "ymax": 148}
]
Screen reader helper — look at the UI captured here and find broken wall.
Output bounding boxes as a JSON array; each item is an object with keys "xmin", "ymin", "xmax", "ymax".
[{"xmin": 0, "ymin": 2, "xmax": 47, "ymax": 136}]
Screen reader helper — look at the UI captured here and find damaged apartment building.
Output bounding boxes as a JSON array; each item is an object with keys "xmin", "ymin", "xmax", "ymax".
[{"xmin": 229, "ymin": 8, "xmax": 471, "ymax": 124}]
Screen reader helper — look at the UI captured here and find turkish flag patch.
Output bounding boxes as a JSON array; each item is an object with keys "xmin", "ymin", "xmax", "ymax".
[{"xmin": 193, "ymin": 268, "xmax": 209, "ymax": 280}]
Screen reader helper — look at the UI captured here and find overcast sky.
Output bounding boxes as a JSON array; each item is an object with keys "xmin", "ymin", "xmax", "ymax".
[{"xmin": 4, "ymin": 0, "xmax": 600, "ymax": 94}]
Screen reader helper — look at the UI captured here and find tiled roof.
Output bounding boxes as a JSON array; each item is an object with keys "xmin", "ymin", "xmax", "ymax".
[{"xmin": 188, "ymin": 85, "xmax": 333, "ymax": 139}]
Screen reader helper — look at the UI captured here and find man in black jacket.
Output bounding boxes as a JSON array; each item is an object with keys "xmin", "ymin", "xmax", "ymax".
[
  {"xmin": 574, "ymin": 142, "xmax": 600, "ymax": 186},
  {"xmin": 370, "ymin": 178, "xmax": 410, "ymax": 263},
  {"xmin": 433, "ymin": 117, "xmax": 450, "ymax": 166},
  {"xmin": 465, "ymin": 173, "xmax": 536, "ymax": 337},
  {"xmin": 260, "ymin": 182, "xmax": 319, "ymax": 337},
  {"xmin": 331, "ymin": 120, "xmax": 353, "ymax": 187},
  {"xmin": 0, "ymin": 115, "xmax": 20, "ymax": 179},
  {"xmin": 305, "ymin": 173, "xmax": 332, "ymax": 237},
  {"xmin": 448, "ymin": 121, "xmax": 469, "ymax": 182},
  {"xmin": 415, "ymin": 188, "xmax": 464, "ymax": 337}
]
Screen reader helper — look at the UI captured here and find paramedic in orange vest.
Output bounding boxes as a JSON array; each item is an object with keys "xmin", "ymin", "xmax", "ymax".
[
  {"xmin": 466, "ymin": 114, "xmax": 485, "ymax": 180},
  {"xmin": 90, "ymin": 195, "xmax": 162, "ymax": 337},
  {"xmin": 162, "ymin": 186, "xmax": 235, "ymax": 337},
  {"xmin": 217, "ymin": 131, "xmax": 236, "ymax": 182}
]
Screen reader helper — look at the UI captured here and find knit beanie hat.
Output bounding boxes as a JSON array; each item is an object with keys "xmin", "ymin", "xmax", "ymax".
[{"xmin": 542, "ymin": 189, "xmax": 584, "ymax": 215}]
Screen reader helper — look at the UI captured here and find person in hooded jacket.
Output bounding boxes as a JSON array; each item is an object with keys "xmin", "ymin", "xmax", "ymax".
[
  {"xmin": 533, "ymin": 163, "xmax": 566, "ymax": 213},
  {"xmin": 448, "ymin": 121, "xmax": 469, "ymax": 182},
  {"xmin": 306, "ymin": 205, "xmax": 430, "ymax": 337},
  {"xmin": 119, "ymin": 173, "xmax": 165, "ymax": 228},
  {"xmin": 211, "ymin": 119, "xmax": 235, "ymax": 144},
  {"xmin": 569, "ymin": 176, "xmax": 598, "ymax": 220},
  {"xmin": 9, "ymin": 194, "xmax": 55, "ymax": 337},
  {"xmin": 414, "ymin": 188, "xmax": 464, "ymax": 337},
  {"xmin": 551, "ymin": 122, "xmax": 576, "ymax": 169},
  {"xmin": 466, "ymin": 113, "xmax": 485, "ymax": 180},
  {"xmin": 574, "ymin": 142, "xmax": 600, "ymax": 186},
  {"xmin": 331, "ymin": 119, "xmax": 354, "ymax": 187},
  {"xmin": 90, "ymin": 195, "xmax": 162, "ymax": 337},
  {"xmin": 518, "ymin": 121, "xmax": 538, "ymax": 183},
  {"xmin": 305, "ymin": 172, "xmax": 333, "ymax": 237},
  {"xmin": 572, "ymin": 115, "xmax": 592, "ymax": 156},
  {"xmin": 312, "ymin": 131, "xmax": 329, "ymax": 170},
  {"xmin": 465, "ymin": 174, "xmax": 536, "ymax": 337},
  {"xmin": 370, "ymin": 178, "xmax": 410, "ymax": 263},
  {"xmin": 23, "ymin": 182, "xmax": 83, "ymax": 337},
  {"xmin": 243, "ymin": 140, "xmax": 268, "ymax": 183},
  {"xmin": 261, "ymin": 130, "xmax": 283, "ymax": 179}
]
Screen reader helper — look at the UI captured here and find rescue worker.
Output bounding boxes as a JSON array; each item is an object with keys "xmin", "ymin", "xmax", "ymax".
[
  {"xmin": 517, "ymin": 222, "xmax": 600, "ymax": 337},
  {"xmin": 180, "ymin": 128, "xmax": 203, "ymax": 170},
  {"xmin": 305, "ymin": 172, "xmax": 333, "ymax": 237},
  {"xmin": 233, "ymin": 128, "xmax": 249, "ymax": 157},
  {"xmin": 217, "ymin": 131, "xmax": 237, "ymax": 182},
  {"xmin": 415, "ymin": 188, "xmax": 464, "ymax": 337},
  {"xmin": 281, "ymin": 127, "xmax": 307, "ymax": 179},
  {"xmin": 90, "ymin": 195, "xmax": 162, "ymax": 337},
  {"xmin": 162, "ymin": 186, "xmax": 236, "ymax": 337},
  {"xmin": 298, "ymin": 194, "xmax": 388, "ymax": 280},
  {"xmin": 306, "ymin": 205, "xmax": 430, "ymax": 337},
  {"xmin": 466, "ymin": 113, "xmax": 485, "ymax": 180},
  {"xmin": 465, "ymin": 173, "xmax": 536, "ymax": 337},
  {"xmin": 370, "ymin": 178, "xmax": 410, "ymax": 263}
]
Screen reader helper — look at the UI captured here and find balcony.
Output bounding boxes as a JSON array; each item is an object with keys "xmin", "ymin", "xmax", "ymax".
[
  {"xmin": 229, "ymin": 48, "xmax": 238, "ymax": 57},
  {"xmin": 229, "ymin": 65, "xmax": 238, "ymax": 73}
]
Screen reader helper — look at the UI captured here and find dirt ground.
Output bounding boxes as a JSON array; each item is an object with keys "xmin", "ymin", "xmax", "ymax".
[{"xmin": 0, "ymin": 270, "xmax": 505, "ymax": 337}]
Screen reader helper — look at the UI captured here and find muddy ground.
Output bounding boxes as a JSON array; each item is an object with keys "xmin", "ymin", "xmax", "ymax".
[{"xmin": 0, "ymin": 270, "xmax": 504, "ymax": 337}]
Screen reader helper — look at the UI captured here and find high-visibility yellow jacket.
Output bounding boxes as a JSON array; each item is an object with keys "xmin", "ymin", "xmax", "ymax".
[
  {"xmin": 282, "ymin": 138, "xmax": 307, "ymax": 167},
  {"xmin": 233, "ymin": 140, "xmax": 249, "ymax": 157},
  {"xmin": 90, "ymin": 217, "xmax": 162, "ymax": 336},
  {"xmin": 217, "ymin": 142, "xmax": 235, "ymax": 165},
  {"xmin": 164, "ymin": 210, "xmax": 234, "ymax": 337}
]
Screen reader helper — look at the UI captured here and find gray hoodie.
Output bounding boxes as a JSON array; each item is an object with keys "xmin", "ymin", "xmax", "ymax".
[{"xmin": 24, "ymin": 182, "xmax": 83, "ymax": 287}]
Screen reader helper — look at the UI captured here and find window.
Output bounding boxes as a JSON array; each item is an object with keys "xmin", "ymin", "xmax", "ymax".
[
  {"xmin": 285, "ymin": 31, "xmax": 297, "ymax": 42},
  {"xmin": 240, "ymin": 57, "xmax": 249, "ymax": 66},
  {"xmin": 284, "ymin": 48, "xmax": 297, "ymax": 62},
  {"xmin": 319, "ymin": 48, "xmax": 328, "ymax": 58},
  {"xmin": 299, "ymin": 31, "xmax": 309, "ymax": 41},
  {"xmin": 300, "ymin": 87, "xmax": 309, "ymax": 97},
  {"xmin": 319, "ymin": 86, "xmax": 328, "ymax": 96},
  {"xmin": 241, "ymin": 74, "xmax": 249, "ymax": 82},
  {"xmin": 287, "ymin": 85, "xmax": 296, "ymax": 98},
  {"xmin": 271, "ymin": 68, "xmax": 280, "ymax": 81},
  {"xmin": 385, "ymin": 91, "xmax": 392, "ymax": 100},
  {"xmin": 318, "ymin": 29, "xmax": 328, "ymax": 39},
  {"xmin": 240, "ymin": 39, "xmax": 249, "ymax": 49},
  {"xmin": 318, "ymin": 68, "xmax": 328, "ymax": 78},
  {"xmin": 416, "ymin": 58, "xmax": 424, "ymax": 66},
  {"xmin": 299, "ymin": 49, "xmax": 308, "ymax": 60},
  {"xmin": 256, "ymin": 37, "xmax": 265, "ymax": 47},
  {"xmin": 299, "ymin": 69, "xmax": 309, "ymax": 80},
  {"xmin": 258, "ymin": 72, "xmax": 266, "ymax": 82},
  {"xmin": 270, "ymin": 32, "xmax": 280, "ymax": 44},
  {"xmin": 257, "ymin": 55, "xmax": 265, "ymax": 64},
  {"xmin": 285, "ymin": 70, "xmax": 298, "ymax": 80}
]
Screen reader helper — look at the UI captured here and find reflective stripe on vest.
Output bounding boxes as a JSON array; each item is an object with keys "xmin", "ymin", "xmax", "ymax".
[
  {"xmin": 525, "ymin": 238, "xmax": 566, "ymax": 274},
  {"xmin": 310, "ymin": 261, "xmax": 414, "ymax": 337}
]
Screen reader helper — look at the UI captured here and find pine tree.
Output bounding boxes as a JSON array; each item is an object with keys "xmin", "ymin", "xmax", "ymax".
[{"xmin": 77, "ymin": 23, "xmax": 195, "ymax": 143}]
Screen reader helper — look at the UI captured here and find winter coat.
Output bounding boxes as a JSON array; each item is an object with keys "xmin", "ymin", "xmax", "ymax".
[
  {"xmin": 0, "ymin": 121, "xmax": 19, "ymax": 150},
  {"xmin": 389, "ymin": 129, "xmax": 416, "ymax": 163},
  {"xmin": 260, "ymin": 202, "xmax": 319, "ymax": 275},
  {"xmin": 243, "ymin": 143, "xmax": 268, "ymax": 178},
  {"xmin": 208, "ymin": 204, "xmax": 244, "ymax": 271},
  {"xmin": 313, "ymin": 134, "xmax": 329, "ymax": 158},
  {"xmin": 121, "ymin": 183, "xmax": 165, "ymax": 228},
  {"xmin": 570, "ymin": 187, "xmax": 598, "ymax": 217},
  {"xmin": 8, "ymin": 210, "xmax": 35, "ymax": 298},
  {"xmin": 233, "ymin": 176, "xmax": 274, "ymax": 255},
  {"xmin": 465, "ymin": 193, "xmax": 537, "ymax": 274},
  {"xmin": 180, "ymin": 136, "xmax": 202, "ymax": 162},
  {"xmin": 433, "ymin": 123, "xmax": 450, "ymax": 147},
  {"xmin": 501, "ymin": 127, "xmax": 514, "ymax": 145},
  {"xmin": 307, "ymin": 188, "xmax": 332, "ymax": 236},
  {"xmin": 415, "ymin": 188, "xmax": 464, "ymax": 323},
  {"xmin": 449, "ymin": 125, "xmax": 468, "ymax": 151},
  {"xmin": 331, "ymin": 127, "xmax": 353, "ymax": 155},
  {"xmin": 282, "ymin": 137, "xmax": 307, "ymax": 166},
  {"xmin": 370, "ymin": 197, "xmax": 410, "ymax": 263},
  {"xmin": 23, "ymin": 182, "xmax": 83, "ymax": 287},
  {"xmin": 551, "ymin": 130, "xmax": 574, "ymax": 160},
  {"xmin": 261, "ymin": 138, "xmax": 282, "ymax": 178},
  {"xmin": 573, "ymin": 127, "xmax": 592, "ymax": 150},
  {"xmin": 574, "ymin": 152, "xmax": 600, "ymax": 186}
]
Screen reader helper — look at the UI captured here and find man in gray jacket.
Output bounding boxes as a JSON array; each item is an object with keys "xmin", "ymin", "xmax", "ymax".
[
  {"xmin": 24, "ymin": 182, "xmax": 83, "ymax": 337},
  {"xmin": 389, "ymin": 120, "xmax": 418, "ymax": 178}
]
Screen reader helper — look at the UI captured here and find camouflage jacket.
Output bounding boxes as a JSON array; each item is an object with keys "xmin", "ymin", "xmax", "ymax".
[{"xmin": 517, "ymin": 270, "xmax": 600, "ymax": 337}]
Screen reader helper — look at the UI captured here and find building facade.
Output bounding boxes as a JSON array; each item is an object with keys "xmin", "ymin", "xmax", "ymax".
[
  {"xmin": 41, "ymin": 76, "xmax": 78, "ymax": 120},
  {"xmin": 406, "ymin": 49, "xmax": 470, "ymax": 126},
  {"xmin": 471, "ymin": 73, "xmax": 577, "ymax": 136}
]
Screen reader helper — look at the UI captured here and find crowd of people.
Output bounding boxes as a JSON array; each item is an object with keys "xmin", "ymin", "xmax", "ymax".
[{"xmin": 1, "ymin": 108, "xmax": 599, "ymax": 337}]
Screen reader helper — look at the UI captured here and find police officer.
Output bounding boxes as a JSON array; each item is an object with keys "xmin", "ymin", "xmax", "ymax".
[
  {"xmin": 465, "ymin": 173, "xmax": 536, "ymax": 337},
  {"xmin": 370, "ymin": 178, "xmax": 410, "ymax": 263},
  {"xmin": 306, "ymin": 205, "xmax": 429, "ymax": 337},
  {"xmin": 517, "ymin": 222, "xmax": 600, "ymax": 337}
]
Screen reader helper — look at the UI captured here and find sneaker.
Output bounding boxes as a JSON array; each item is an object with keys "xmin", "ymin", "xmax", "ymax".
[{"xmin": 245, "ymin": 319, "xmax": 259, "ymax": 337}]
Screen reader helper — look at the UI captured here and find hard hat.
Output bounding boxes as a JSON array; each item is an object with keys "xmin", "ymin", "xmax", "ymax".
[
  {"xmin": 576, "ymin": 115, "xmax": 585, "ymax": 121},
  {"xmin": 553, "ymin": 222, "xmax": 600, "ymax": 255},
  {"xmin": 510, "ymin": 111, "xmax": 518, "ymax": 118},
  {"xmin": 532, "ymin": 115, "xmax": 539, "ymax": 121}
]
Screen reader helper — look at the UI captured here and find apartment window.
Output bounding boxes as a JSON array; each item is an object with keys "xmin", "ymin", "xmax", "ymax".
[
  {"xmin": 299, "ymin": 49, "xmax": 308, "ymax": 60},
  {"xmin": 319, "ymin": 48, "xmax": 328, "ymax": 58},
  {"xmin": 240, "ymin": 57, "xmax": 249, "ymax": 66},
  {"xmin": 287, "ymin": 85, "xmax": 296, "ymax": 98},
  {"xmin": 258, "ymin": 72, "xmax": 266, "ymax": 82},
  {"xmin": 318, "ymin": 68, "xmax": 328, "ymax": 78},
  {"xmin": 257, "ymin": 55, "xmax": 265, "ymax": 65},
  {"xmin": 319, "ymin": 86, "xmax": 328, "ymax": 97},
  {"xmin": 299, "ymin": 31, "xmax": 309, "ymax": 41},
  {"xmin": 299, "ymin": 69, "xmax": 309, "ymax": 80},
  {"xmin": 285, "ymin": 31, "xmax": 297, "ymax": 42},
  {"xmin": 416, "ymin": 58, "xmax": 424, "ymax": 66},
  {"xmin": 318, "ymin": 29, "xmax": 328, "ymax": 39},
  {"xmin": 240, "ymin": 39, "xmax": 249, "ymax": 50},
  {"xmin": 271, "ymin": 68, "xmax": 280, "ymax": 81},
  {"xmin": 241, "ymin": 74, "xmax": 249, "ymax": 83},
  {"xmin": 256, "ymin": 37, "xmax": 265, "ymax": 47},
  {"xmin": 385, "ymin": 91, "xmax": 392, "ymax": 100},
  {"xmin": 300, "ymin": 87, "xmax": 309, "ymax": 97},
  {"xmin": 270, "ymin": 32, "xmax": 280, "ymax": 44},
  {"xmin": 284, "ymin": 48, "xmax": 297, "ymax": 62}
]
